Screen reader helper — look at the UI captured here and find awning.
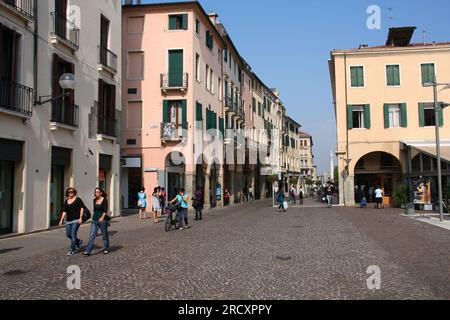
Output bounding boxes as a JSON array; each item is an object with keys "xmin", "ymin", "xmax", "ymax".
[{"xmin": 402, "ymin": 140, "xmax": 450, "ymax": 163}]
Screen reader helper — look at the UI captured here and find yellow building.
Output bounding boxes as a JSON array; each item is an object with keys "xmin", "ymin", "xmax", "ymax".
[{"xmin": 329, "ymin": 27, "xmax": 450, "ymax": 206}]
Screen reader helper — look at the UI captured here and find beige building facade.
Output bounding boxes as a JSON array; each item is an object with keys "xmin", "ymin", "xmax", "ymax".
[{"xmin": 329, "ymin": 27, "xmax": 450, "ymax": 206}]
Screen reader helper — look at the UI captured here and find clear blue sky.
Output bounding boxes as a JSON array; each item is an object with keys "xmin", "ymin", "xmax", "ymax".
[{"xmin": 140, "ymin": 0, "xmax": 450, "ymax": 174}]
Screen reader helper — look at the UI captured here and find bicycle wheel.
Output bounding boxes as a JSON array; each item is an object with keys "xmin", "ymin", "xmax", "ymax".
[{"xmin": 164, "ymin": 217, "xmax": 172, "ymax": 232}]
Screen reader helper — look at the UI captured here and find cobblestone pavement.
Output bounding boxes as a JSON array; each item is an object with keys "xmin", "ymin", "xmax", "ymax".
[{"xmin": 0, "ymin": 199, "xmax": 449, "ymax": 300}]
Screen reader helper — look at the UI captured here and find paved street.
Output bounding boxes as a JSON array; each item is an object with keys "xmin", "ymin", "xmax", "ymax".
[{"xmin": 0, "ymin": 199, "xmax": 449, "ymax": 300}]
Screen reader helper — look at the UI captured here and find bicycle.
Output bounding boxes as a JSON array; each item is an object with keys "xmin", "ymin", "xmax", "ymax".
[{"xmin": 164, "ymin": 205, "xmax": 181, "ymax": 232}]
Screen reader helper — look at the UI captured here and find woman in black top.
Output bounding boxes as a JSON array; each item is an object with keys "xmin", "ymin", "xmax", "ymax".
[
  {"xmin": 59, "ymin": 188, "xmax": 85, "ymax": 256},
  {"xmin": 84, "ymin": 188, "xmax": 110, "ymax": 256}
]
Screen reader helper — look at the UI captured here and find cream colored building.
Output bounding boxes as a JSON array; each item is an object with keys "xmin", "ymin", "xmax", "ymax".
[
  {"xmin": 298, "ymin": 132, "xmax": 315, "ymax": 178},
  {"xmin": 283, "ymin": 116, "xmax": 302, "ymax": 190},
  {"xmin": 329, "ymin": 27, "xmax": 450, "ymax": 206},
  {"xmin": 0, "ymin": 0, "xmax": 121, "ymax": 235}
]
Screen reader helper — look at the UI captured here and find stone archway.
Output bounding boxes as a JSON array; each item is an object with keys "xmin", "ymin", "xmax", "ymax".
[
  {"xmin": 354, "ymin": 151, "xmax": 402, "ymax": 204},
  {"xmin": 165, "ymin": 152, "xmax": 186, "ymax": 202}
]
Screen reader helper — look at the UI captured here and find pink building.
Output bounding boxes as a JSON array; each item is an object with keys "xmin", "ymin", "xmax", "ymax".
[{"xmin": 121, "ymin": 2, "xmax": 226, "ymax": 208}]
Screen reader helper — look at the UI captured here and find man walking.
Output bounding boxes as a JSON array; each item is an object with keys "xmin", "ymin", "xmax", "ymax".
[{"xmin": 326, "ymin": 184, "xmax": 335, "ymax": 208}]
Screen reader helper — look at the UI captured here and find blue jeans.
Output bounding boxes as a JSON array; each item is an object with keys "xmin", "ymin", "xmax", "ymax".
[
  {"xmin": 85, "ymin": 221, "xmax": 110, "ymax": 253},
  {"xmin": 179, "ymin": 208, "xmax": 188, "ymax": 228},
  {"xmin": 66, "ymin": 223, "xmax": 81, "ymax": 251}
]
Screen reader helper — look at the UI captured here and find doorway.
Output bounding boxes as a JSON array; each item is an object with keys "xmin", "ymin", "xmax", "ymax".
[{"xmin": 0, "ymin": 161, "xmax": 14, "ymax": 234}]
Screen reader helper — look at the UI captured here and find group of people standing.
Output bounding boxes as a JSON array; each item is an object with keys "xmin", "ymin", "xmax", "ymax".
[
  {"xmin": 137, "ymin": 186, "xmax": 205, "ymax": 230},
  {"xmin": 59, "ymin": 187, "xmax": 110, "ymax": 257},
  {"xmin": 357, "ymin": 186, "xmax": 384, "ymax": 209}
]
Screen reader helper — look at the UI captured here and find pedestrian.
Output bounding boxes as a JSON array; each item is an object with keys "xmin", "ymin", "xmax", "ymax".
[
  {"xmin": 59, "ymin": 188, "xmax": 85, "ymax": 256},
  {"xmin": 325, "ymin": 184, "xmax": 334, "ymax": 208},
  {"xmin": 242, "ymin": 187, "xmax": 248, "ymax": 203},
  {"xmin": 248, "ymin": 186, "xmax": 254, "ymax": 203},
  {"xmin": 160, "ymin": 187, "xmax": 167, "ymax": 215},
  {"xmin": 137, "ymin": 188, "xmax": 147, "ymax": 220},
  {"xmin": 290, "ymin": 185, "xmax": 296, "ymax": 205},
  {"xmin": 170, "ymin": 189, "xmax": 190, "ymax": 230},
  {"xmin": 83, "ymin": 188, "xmax": 110, "ymax": 256},
  {"xmin": 193, "ymin": 186, "xmax": 204, "ymax": 221},
  {"xmin": 374, "ymin": 186, "xmax": 384, "ymax": 209},
  {"xmin": 224, "ymin": 189, "xmax": 231, "ymax": 206},
  {"xmin": 298, "ymin": 186, "xmax": 304, "ymax": 205},
  {"xmin": 277, "ymin": 189, "xmax": 286, "ymax": 212},
  {"xmin": 152, "ymin": 187, "xmax": 161, "ymax": 223}
]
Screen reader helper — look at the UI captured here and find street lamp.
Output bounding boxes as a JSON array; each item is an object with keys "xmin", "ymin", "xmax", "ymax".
[
  {"xmin": 36, "ymin": 73, "xmax": 76, "ymax": 105},
  {"xmin": 423, "ymin": 78, "xmax": 450, "ymax": 222}
]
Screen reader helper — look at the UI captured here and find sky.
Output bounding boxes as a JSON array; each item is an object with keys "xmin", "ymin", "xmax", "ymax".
[{"xmin": 140, "ymin": 0, "xmax": 450, "ymax": 174}]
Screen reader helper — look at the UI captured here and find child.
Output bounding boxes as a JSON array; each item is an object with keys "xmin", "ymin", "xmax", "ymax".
[{"xmin": 360, "ymin": 197, "xmax": 367, "ymax": 209}]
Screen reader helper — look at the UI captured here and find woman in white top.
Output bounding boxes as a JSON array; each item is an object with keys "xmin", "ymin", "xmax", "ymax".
[
  {"xmin": 152, "ymin": 187, "xmax": 161, "ymax": 223},
  {"xmin": 374, "ymin": 186, "xmax": 384, "ymax": 209}
]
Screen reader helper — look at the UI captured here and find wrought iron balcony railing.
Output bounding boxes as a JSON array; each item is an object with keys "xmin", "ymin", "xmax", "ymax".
[
  {"xmin": 0, "ymin": 77, "xmax": 33, "ymax": 116},
  {"xmin": 1, "ymin": 0, "xmax": 34, "ymax": 19},
  {"xmin": 99, "ymin": 46, "xmax": 118, "ymax": 73},
  {"xmin": 97, "ymin": 116, "xmax": 117, "ymax": 138},
  {"xmin": 161, "ymin": 122, "xmax": 187, "ymax": 141},
  {"xmin": 50, "ymin": 12, "xmax": 80, "ymax": 49},
  {"xmin": 160, "ymin": 73, "xmax": 188, "ymax": 90},
  {"xmin": 51, "ymin": 102, "xmax": 79, "ymax": 127}
]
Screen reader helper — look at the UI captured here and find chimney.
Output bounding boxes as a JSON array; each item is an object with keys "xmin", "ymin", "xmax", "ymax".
[
  {"xmin": 208, "ymin": 11, "xmax": 219, "ymax": 24},
  {"xmin": 124, "ymin": 0, "xmax": 132, "ymax": 4}
]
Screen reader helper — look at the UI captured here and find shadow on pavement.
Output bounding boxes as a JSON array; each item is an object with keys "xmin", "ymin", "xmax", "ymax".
[{"xmin": 0, "ymin": 247, "xmax": 23, "ymax": 255}]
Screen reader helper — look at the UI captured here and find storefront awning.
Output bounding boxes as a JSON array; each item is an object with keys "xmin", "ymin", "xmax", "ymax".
[{"xmin": 402, "ymin": 140, "xmax": 450, "ymax": 163}]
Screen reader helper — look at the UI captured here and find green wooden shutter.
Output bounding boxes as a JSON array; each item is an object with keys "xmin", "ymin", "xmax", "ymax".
[
  {"xmin": 419, "ymin": 103, "xmax": 425, "ymax": 127},
  {"xmin": 421, "ymin": 64, "xmax": 435, "ymax": 84},
  {"xmin": 350, "ymin": 67, "xmax": 357, "ymax": 87},
  {"xmin": 393, "ymin": 65, "xmax": 400, "ymax": 85},
  {"xmin": 384, "ymin": 104, "xmax": 390, "ymax": 128},
  {"xmin": 400, "ymin": 103, "xmax": 408, "ymax": 127},
  {"xmin": 181, "ymin": 100, "xmax": 187, "ymax": 130},
  {"xmin": 168, "ymin": 15, "xmax": 177, "ymax": 30},
  {"xmin": 347, "ymin": 105, "xmax": 353, "ymax": 129},
  {"xmin": 206, "ymin": 109, "xmax": 210, "ymax": 129},
  {"xmin": 439, "ymin": 109, "xmax": 444, "ymax": 127},
  {"xmin": 364, "ymin": 104, "xmax": 371, "ymax": 129},
  {"xmin": 219, "ymin": 117, "xmax": 224, "ymax": 138},
  {"xmin": 386, "ymin": 66, "xmax": 393, "ymax": 86},
  {"xmin": 196, "ymin": 102, "xmax": 203, "ymax": 121},
  {"xmin": 358, "ymin": 67, "xmax": 364, "ymax": 87},
  {"xmin": 168, "ymin": 50, "xmax": 183, "ymax": 87},
  {"xmin": 182, "ymin": 14, "xmax": 188, "ymax": 30},
  {"xmin": 163, "ymin": 100, "xmax": 170, "ymax": 123}
]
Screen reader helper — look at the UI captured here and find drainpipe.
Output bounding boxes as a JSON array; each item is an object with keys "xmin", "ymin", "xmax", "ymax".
[{"xmin": 33, "ymin": 0, "xmax": 38, "ymax": 104}]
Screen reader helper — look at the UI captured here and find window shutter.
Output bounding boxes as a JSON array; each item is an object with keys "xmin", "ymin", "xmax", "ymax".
[
  {"xmin": 182, "ymin": 14, "xmax": 188, "ymax": 30},
  {"xmin": 386, "ymin": 66, "xmax": 393, "ymax": 86},
  {"xmin": 384, "ymin": 104, "xmax": 390, "ymax": 128},
  {"xmin": 196, "ymin": 102, "xmax": 203, "ymax": 121},
  {"xmin": 418, "ymin": 103, "xmax": 425, "ymax": 127},
  {"xmin": 394, "ymin": 65, "xmax": 400, "ymax": 85},
  {"xmin": 219, "ymin": 117, "xmax": 224, "ymax": 138},
  {"xmin": 181, "ymin": 100, "xmax": 187, "ymax": 129},
  {"xmin": 168, "ymin": 15, "xmax": 177, "ymax": 30},
  {"xmin": 400, "ymin": 103, "xmax": 407, "ymax": 127},
  {"xmin": 109, "ymin": 84, "xmax": 116, "ymax": 121},
  {"xmin": 364, "ymin": 104, "xmax": 371, "ymax": 129},
  {"xmin": 350, "ymin": 67, "xmax": 357, "ymax": 87},
  {"xmin": 358, "ymin": 67, "xmax": 364, "ymax": 86},
  {"xmin": 347, "ymin": 105, "xmax": 353, "ymax": 129},
  {"xmin": 163, "ymin": 100, "xmax": 170, "ymax": 123},
  {"xmin": 98, "ymin": 79, "xmax": 105, "ymax": 131},
  {"xmin": 439, "ymin": 109, "xmax": 444, "ymax": 127}
]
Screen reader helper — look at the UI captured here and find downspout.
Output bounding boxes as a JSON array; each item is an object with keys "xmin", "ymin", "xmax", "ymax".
[
  {"xmin": 33, "ymin": 0, "xmax": 38, "ymax": 104},
  {"xmin": 343, "ymin": 52, "xmax": 349, "ymax": 206}
]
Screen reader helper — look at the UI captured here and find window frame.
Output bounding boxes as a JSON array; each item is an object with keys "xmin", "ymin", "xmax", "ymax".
[
  {"xmin": 385, "ymin": 64, "xmax": 401, "ymax": 87},
  {"xmin": 351, "ymin": 105, "xmax": 365, "ymax": 129},
  {"xmin": 420, "ymin": 62, "xmax": 436, "ymax": 85},
  {"xmin": 349, "ymin": 65, "xmax": 365, "ymax": 88}
]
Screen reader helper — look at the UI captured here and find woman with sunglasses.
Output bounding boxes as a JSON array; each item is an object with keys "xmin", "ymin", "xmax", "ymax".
[
  {"xmin": 83, "ymin": 188, "xmax": 110, "ymax": 256},
  {"xmin": 59, "ymin": 188, "xmax": 85, "ymax": 256}
]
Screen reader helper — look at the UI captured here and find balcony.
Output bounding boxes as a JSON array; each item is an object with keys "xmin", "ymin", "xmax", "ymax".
[
  {"xmin": 0, "ymin": 0, "xmax": 34, "ymax": 21},
  {"xmin": 161, "ymin": 122, "xmax": 187, "ymax": 142},
  {"xmin": 160, "ymin": 73, "xmax": 188, "ymax": 93},
  {"xmin": 50, "ymin": 12, "xmax": 79, "ymax": 51},
  {"xmin": 50, "ymin": 103, "xmax": 79, "ymax": 131},
  {"xmin": 0, "ymin": 77, "xmax": 33, "ymax": 118},
  {"xmin": 98, "ymin": 46, "xmax": 118, "ymax": 75},
  {"xmin": 97, "ymin": 116, "xmax": 117, "ymax": 141}
]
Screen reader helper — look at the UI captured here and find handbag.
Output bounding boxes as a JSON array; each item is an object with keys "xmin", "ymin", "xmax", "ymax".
[
  {"xmin": 82, "ymin": 206, "xmax": 91, "ymax": 223},
  {"xmin": 283, "ymin": 201, "xmax": 289, "ymax": 210}
]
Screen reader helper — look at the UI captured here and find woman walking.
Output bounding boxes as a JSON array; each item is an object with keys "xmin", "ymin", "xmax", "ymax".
[
  {"xmin": 137, "ymin": 188, "xmax": 147, "ymax": 220},
  {"xmin": 59, "ymin": 188, "xmax": 85, "ymax": 256},
  {"xmin": 277, "ymin": 189, "xmax": 286, "ymax": 212},
  {"xmin": 152, "ymin": 187, "xmax": 161, "ymax": 223},
  {"xmin": 193, "ymin": 187, "xmax": 204, "ymax": 221},
  {"xmin": 83, "ymin": 188, "xmax": 110, "ymax": 256},
  {"xmin": 170, "ymin": 189, "xmax": 189, "ymax": 230}
]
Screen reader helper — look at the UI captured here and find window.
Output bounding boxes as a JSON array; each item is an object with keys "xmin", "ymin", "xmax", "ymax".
[
  {"xmin": 388, "ymin": 104, "xmax": 401, "ymax": 127},
  {"xmin": 258, "ymin": 102, "xmax": 261, "ymax": 116},
  {"xmin": 127, "ymin": 139, "xmax": 137, "ymax": 145},
  {"xmin": 210, "ymin": 69, "xmax": 214, "ymax": 94},
  {"xmin": 218, "ymin": 78, "xmax": 222, "ymax": 101},
  {"xmin": 98, "ymin": 79, "xmax": 116, "ymax": 136},
  {"xmin": 386, "ymin": 65, "xmax": 400, "ymax": 86},
  {"xmin": 352, "ymin": 105, "xmax": 365, "ymax": 128},
  {"xmin": 0, "ymin": 23, "xmax": 20, "ymax": 84},
  {"xmin": 384, "ymin": 103, "xmax": 407, "ymax": 128},
  {"xmin": 168, "ymin": 14, "xmax": 188, "ymax": 30},
  {"xmin": 195, "ymin": 53, "xmax": 200, "ymax": 82},
  {"xmin": 100, "ymin": 15, "xmax": 110, "ymax": 65},
  {"xmin": 205, "ymin": 30, "xmax": 213, "ymax": 50},
  {"xmin": 252, "ymin": 97, "xmax": 256, "ymax": 113},
  {"xmin": 127, "ymin": 16, "xmax": 144, "ymax": 34},
  {"xmin": 421, "ymin": 63, "xmax": 435, "ymax": 84},
  {"xmin": 206, "ymin": 64, "xmax": 210, "ymax": 91},
  {"xmin": 52, "ymin": 54, "xmax": 75, "ymax": 125},
  {"xmin": 419, "ymin": 103, "xmax": 444, "ymax": 127},
  {"xmin": 127, "ymin": 51, "xmax": 144, "ymax": 79},
  {"xmin": 195, "ymin": 18, "xmax": 200, "ymax": 34},
  {"xmin": 350, "ymin": 66, "xmax": 364, "ymax": 87},
  {"xmin": 127, "ymin": 88, "xmax": 137, "ymax": 94},
  {"xmin": 163, "ymin": 100, "xmax": 187, "ymax": 131},
  {"xmin": 224, "ymin": 47, "xmax": 227, "ymax": 62}
]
